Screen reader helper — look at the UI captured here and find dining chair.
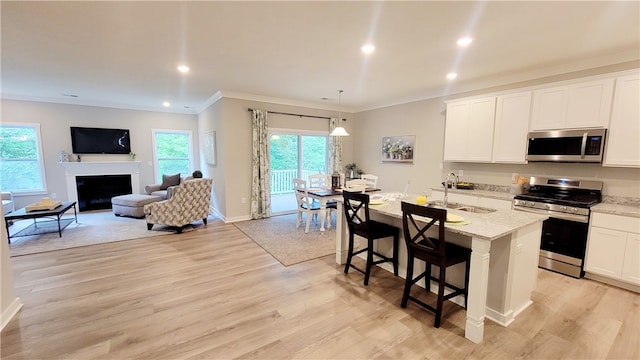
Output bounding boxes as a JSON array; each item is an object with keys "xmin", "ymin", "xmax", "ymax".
[
  {"xmin": 308, "ymin": 173, "xmax": 330, "ymax": 189},
  {"xmin": 345, "ymin": 179, "xmax": 367, "ymax": 193},
  {"xmin": 360, "ymin": 174, "xmax": 378, "ymax": 188},
  {"xmin": 400, "ymin": 201, "xmax": 471, "ymax": 328},
  {"xmin": 293, "ymin": 178, "xmax": 324, "ymax": 233},
  {"xmin": 343, "ymin": 191, "xmax": 399, "ymax": 285},
  {"xmin": 308, "ymin": 173, "xmax": 338, "ymax": 226}
]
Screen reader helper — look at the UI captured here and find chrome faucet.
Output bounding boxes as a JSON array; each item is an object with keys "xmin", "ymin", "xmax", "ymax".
[{"xmin": 442, "ymin": 172, "xmax": 458, "ymax": 208}]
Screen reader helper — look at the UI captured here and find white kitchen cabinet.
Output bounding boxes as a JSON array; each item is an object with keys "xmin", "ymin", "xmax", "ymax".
[
  {"xmin": 444, "ymin": 97, "xmax": 496, "ymax": 162},
  {"xmin": 603, "ymin": 73, "xmax": 640, "ymax": 168},
  {"xmin": 585, "ymin": 212, "xmax": 640, "ymax": 287},
  {"xmin": 622, "ymin": 233, "xmax": 640, "ymax": 284},
  {"xmin": 492, "ymin": 91, "xmax": 531, "ymax": 164},
  {"xmin": 530, "ymin": 78, "xmax": 614, "ymax": 130}
]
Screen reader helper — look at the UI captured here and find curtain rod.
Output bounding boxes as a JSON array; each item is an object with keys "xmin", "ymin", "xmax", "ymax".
[{"xmin": 247, "ymin": 108, "xmax": 332, "ymax": 120}]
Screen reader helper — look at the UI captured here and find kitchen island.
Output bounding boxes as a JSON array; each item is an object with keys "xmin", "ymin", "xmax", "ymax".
[{"xmin": 333, "ymin": 194, "xmax": 547, "ymax": 343}]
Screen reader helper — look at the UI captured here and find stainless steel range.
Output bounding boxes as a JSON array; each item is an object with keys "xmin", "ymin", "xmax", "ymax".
[{"xmin": 513, "ymin": 176, "xmax": 602, "ymax": 278}]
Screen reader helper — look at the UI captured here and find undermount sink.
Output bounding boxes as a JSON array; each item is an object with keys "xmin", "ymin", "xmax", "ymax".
[
  {"xmin": 455, "ymin": 206, "xmax": 496, "ymax": 214},
  {"xmin": 428, "ymin": 201, "xmax": 497, "ymax": 214}
]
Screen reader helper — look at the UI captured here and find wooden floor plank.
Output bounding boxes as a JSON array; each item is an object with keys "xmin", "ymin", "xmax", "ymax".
[{"xmin": 2, "ymin": 218, "xmax": 639, "ymax": 359}]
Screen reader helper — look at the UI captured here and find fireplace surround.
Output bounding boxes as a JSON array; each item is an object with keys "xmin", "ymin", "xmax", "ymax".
[{"xmin": 61, "ymin": 162, "xmax": 142, "ymax": 208}]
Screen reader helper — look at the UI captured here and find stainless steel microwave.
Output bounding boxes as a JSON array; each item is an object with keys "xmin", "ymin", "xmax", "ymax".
[{"xmin": 526, "ymin": 129, "xmax": 606, "ymax": 163}]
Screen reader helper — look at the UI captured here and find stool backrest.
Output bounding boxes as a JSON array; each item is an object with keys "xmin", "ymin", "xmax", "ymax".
[
  {"xmin": 401, "ymin": 201, "xmax": 447, "ymax": 258},
  {"xmin": 343, "ymin": 191, "xmax": 371, "ymax": 233}
]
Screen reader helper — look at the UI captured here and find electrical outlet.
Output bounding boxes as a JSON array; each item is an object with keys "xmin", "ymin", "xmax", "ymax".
[
  {"xmin": 458, "ymin": 170, "xmax": 464, "ymax": 177},
  {"xmin": 51, "ymin": 193, "xmax": 57, "ymax": 199},
  {"xmin": 241, "ymin": 197, "xmax": 246, "ymax": 204},
  {"xmin": 439, "ymin": 162, "xmax": 443, "ymax": 170}
]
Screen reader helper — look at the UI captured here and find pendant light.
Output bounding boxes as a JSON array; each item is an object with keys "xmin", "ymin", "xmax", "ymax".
[{"xmin": 329, "ymin": 90, "xmax": 349, "ymax": 136}]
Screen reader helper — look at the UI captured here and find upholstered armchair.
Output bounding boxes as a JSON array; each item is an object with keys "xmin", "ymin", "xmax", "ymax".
[
  {"xmin": 143, "ymin": 178, "xmax": 213, "ymax": 233},
  {"xmin": 145, "ymin": 174, "xmax": 194, "ymax": 200}
]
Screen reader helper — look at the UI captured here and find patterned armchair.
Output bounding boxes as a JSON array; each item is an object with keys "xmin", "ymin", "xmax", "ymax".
[{"xmin": 144, "ymin": 178, "xmax": 213, "ymax": 233}]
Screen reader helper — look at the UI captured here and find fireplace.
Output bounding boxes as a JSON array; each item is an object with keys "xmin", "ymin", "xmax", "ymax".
[
  {"xmin": 76, "ymin": 175, "xmax": 132, "ymax": 211},
  {"xmin": 61, "ymin": 161, "xmax": 142, "ymax": 207}
]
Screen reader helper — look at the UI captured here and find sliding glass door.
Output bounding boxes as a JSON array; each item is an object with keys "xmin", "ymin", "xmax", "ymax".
[{"xmin": 269, "ymin": 130, "xmax": 328, "ymax": 214}]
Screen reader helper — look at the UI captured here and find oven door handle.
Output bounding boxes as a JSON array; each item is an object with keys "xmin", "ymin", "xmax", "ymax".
[{"xmin": 513, "ymin": 206, "xmax": 589, "ymax": 223}]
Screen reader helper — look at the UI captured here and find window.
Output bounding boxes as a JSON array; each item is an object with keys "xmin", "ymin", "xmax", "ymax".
[
  {"xmin": 0, "ymin": 123, "xmax": 47, "ymax": 194},
  {"xmin": 152, "ymin": 129, "xmax": 193, "ymax": 182}
]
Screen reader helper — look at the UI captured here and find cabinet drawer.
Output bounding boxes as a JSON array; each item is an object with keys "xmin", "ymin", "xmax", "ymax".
[{"xmin": 591, "ymin": 212, "xmax": 640, "ymax": 234}]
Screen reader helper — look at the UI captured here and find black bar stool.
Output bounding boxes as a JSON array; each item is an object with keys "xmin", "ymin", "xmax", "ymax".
[
  {"xmin": 400, "ymin": 201, "xmax": 471, "ymax": 328},
  {"xmin": 343, "ymin": 191, "xmax": 399, "ymax": 285}
]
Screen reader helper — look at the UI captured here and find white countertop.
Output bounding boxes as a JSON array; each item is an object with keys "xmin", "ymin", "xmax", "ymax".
[
  {"xmin": 367, "ymin": 194, "xmax": 547, "ymax": 241},
  {"xmin": 591, "ymin": 203, "xmax": 640, "ymax": 218}
]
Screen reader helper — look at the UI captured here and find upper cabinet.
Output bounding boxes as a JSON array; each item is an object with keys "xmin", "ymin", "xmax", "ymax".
[
  {"xmin": 444, "ymin": 97, "xmax": 496, "ymax": 162},
  {"xmin": 604, "ymin": 73, "xmax": 640, "ymax": 168},
  {"xmin": 530, "ymin": 79, "xmax": 614, "ymax": 130},
  {"xmin": 492, "ymin": 91, "xmax": 531, "ymax": 164}
]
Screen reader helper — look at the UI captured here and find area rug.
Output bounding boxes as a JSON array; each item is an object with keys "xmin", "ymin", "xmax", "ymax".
[
  {"xmin": 8, "ymin": 210, "xmax": 202, "ymax": 257},
  {"xmin": 234, "ymin": 213, "xmax": 336, "ymax": 266}
]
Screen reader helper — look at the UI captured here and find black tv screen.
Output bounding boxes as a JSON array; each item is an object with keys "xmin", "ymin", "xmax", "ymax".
[{"xmin": 70, "ymin": 127, "xmax": 131, "ymax": 154}]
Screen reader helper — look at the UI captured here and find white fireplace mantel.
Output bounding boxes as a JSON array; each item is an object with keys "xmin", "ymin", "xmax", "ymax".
[{"xmin": 61, "ymin": 161, "xmax": 142, "ymax": 203}]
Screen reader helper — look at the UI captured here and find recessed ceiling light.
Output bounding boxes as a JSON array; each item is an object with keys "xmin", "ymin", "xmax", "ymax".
[
  {"xmin": 457, "ymin": 37, "xmax": 473, "ymax": 47},
  {"xmin": 361, "ymin": 44, "xmax": 375, "ymax": 54},
  {"xmin": 447, "ymin": 73, "xmax": 458, "ymax": 80},
  {"xmin": 177, "ymin": 65, "xmax": 190, "ymax": 73},
  {"xmin": 163, "ymin": 101, "xmax": 171, "ymax": 107}
]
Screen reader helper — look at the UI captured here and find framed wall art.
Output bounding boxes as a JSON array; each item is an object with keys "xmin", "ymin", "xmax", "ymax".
[
  {"xmin": 381, "ymin": 135, "xmax": 415, "ymax": 163},
  {"xmin": 203, "ymin": 130, "xmax": 216, "ymax": 165}
]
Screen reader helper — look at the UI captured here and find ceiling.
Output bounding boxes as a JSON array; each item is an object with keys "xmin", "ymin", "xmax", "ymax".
[{"xmin": 2, "ymin": 1, "xmax": 639, "ymax": 114}]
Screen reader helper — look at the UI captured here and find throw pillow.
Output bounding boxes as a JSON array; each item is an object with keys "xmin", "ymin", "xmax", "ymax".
[{"xmin": 160, "ymin": 173, "xmax": 181, "ymax": 190}]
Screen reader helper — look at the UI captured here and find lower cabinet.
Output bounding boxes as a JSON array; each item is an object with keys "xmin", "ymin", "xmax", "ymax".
[{"xmin": 585, "ymin": 212, "xmax": 640, "ymax": 286}]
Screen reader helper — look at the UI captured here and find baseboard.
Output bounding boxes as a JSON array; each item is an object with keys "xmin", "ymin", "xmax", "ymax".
[
  {"xmin": 584, "ymin": 272, "xmax": 640, "ymax": 293},
  {"xmin": 1, "ymin": 297, "xmax": 23, "ymax": 331}
]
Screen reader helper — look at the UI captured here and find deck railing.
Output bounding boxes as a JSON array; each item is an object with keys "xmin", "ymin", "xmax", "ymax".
[{"xmin": 270, "ymin": 169, "xmax": 317, "ymax": 194}]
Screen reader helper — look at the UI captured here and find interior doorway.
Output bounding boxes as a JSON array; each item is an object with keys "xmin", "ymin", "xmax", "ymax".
[{"xmin": 269, "ymin": 130, "xmax": 328, "ymax": 214}]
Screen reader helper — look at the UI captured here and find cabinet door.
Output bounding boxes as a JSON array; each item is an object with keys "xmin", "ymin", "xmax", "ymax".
[
  {"xmin": 604, "ymin": 73, "xmax": 640, "ymax": 167},
  {"xmin": 622, "ymin": 233, "xmax": 640, "ymax": 285},
  {"xmin": 565, "ymin": 79, "xmax": 614, "ymax": 129},
  {"xmin": 492, "ymin": 92, "xmax": 531, "ymax": 163},
  {"xmin": 443, "ymin": 102, "xmax": 470, "ymax": 161},
  {"xmin": 444, "ymin": 97, "xmax": 495, "ymax": 162},
  {"xmin": 585, "ymin": 227, "xmax": 626, "ymax": 278},
  {"xmin": 531, "ymin": 86, "xmax": 568, "ymax": 130},
  {"xmin": 467, "ymin": 98, "xmax": 496, "ymax": 162}
]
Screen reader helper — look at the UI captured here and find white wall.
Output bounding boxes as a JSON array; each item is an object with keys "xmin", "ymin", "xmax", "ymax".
[
  {"xmin": 198, "ymin": 96, "xmax": 354, "ymax": 221},
  {"xmin": 1, "ymin": 100, "xmax": 199, "ymax": 209},
  {"xmin": 1, "ymin": 207, "xmax": 22, "ymax": 330}
]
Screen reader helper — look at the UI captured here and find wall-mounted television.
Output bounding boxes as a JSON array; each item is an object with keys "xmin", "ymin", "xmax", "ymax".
[{"xmin": 70, "ymin": 127, "xmax": 131, "ymax": 154}]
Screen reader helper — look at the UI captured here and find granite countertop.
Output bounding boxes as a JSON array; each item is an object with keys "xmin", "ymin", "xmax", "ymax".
[
  {"xmin": 430, "ymin": 187, "xmax": 515, "ymax": 201},
  {"xmin": 591, "ymin": 203, "xmax": 640, "ymax": 218},
  {"xmin": 430, "ymin": 186, "xmax": 640, "ymax": 218},
  {"xmin": 368, "ymin": 194, "xmax": 547, "ymax": 241}
]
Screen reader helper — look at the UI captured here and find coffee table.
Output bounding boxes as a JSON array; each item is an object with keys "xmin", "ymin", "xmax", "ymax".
[{"xmin": 5, "ymin": 201, "xmax": 77, "ymax": 243}]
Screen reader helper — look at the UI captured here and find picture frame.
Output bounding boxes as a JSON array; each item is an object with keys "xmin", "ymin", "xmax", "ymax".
[
  {"xmin": 203, "ymin": 130, "xmax": 216, "ymax": 165},
  {"xmin": 381, "ymin": 135, "xmax": 415, "ymax": 163}
]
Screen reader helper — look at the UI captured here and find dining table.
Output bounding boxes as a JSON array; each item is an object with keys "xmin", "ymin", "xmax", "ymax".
[{"xmin": 306, "ymin": 187, "xmax": 380, "ymax": 232}]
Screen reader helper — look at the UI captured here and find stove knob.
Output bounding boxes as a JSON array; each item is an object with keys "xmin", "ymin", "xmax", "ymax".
[
  {"xmin": 571, "ymin": 207, "xmax": 578, "ymax": 213},
  {"xmin": 560, "ymin": 206, "xmax": 567, "ymax": 211},
  {"xmin": 544, "ymin": 204, "xmax": 551, "ymax": 210},
  {"xmin": 527, "ymin": 201, "xmax": 535, "ymax": 206}
]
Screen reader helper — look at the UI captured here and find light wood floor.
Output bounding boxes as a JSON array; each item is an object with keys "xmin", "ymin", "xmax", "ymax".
[{"xmin": 2, "ymin": 218, "xmax": 639, "ymax": 360}]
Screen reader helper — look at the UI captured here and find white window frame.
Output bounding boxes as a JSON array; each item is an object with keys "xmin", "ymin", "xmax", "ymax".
[
  {"xmin": 0, "ymin": 122, "xmax": 48, "ymax": 195},
  {"xmin": 151, "ymin": 129, "xmax": 194, "ymax": 183}
]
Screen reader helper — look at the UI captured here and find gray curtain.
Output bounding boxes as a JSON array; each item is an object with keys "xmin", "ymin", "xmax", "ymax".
[
  {"xmin": 251, "ymin": 109, "xmax": 271, "ymax": 219},
  {"xmin": 328, "ymin": 117, "xmax": 343, "ymax": 174}
]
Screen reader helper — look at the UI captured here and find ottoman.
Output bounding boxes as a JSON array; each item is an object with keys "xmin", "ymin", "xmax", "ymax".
[{"xmin": 112, "ymin": 194, "xmax": 162, "ymax": 218}]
